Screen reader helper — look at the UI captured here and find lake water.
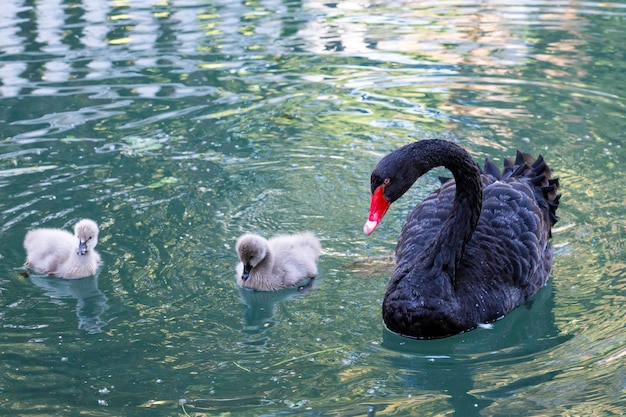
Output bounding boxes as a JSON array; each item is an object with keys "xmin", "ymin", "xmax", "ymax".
[{"xmin": 1, "ymin": 0, "xmax": 624, "ymax": 415}]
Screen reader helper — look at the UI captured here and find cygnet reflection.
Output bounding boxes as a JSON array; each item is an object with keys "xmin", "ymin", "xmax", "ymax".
[{"xmin": 29, "ymin": 274, "xmax": 109, "ymax": 334}]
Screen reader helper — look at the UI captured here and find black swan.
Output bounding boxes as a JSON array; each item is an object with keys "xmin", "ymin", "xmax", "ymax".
[{"xmin": 364, "ymin": 139, "xmax": 560, "ymax": 339}]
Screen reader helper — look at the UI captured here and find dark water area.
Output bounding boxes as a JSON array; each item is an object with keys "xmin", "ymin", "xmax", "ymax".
[{"xmin": 0, "ymin": 0, "xmax": 624, "ymax": 415}]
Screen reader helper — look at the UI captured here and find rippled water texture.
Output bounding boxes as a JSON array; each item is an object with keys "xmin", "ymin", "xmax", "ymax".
[{"xmin": 1, "ymin": 0, "xmax": 625, "ymax": 415}]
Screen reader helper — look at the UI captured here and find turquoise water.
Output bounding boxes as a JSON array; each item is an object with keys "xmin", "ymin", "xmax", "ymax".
[{"xmin": 1, "ymin": 0, "xmax": 625, "ymax": 415}]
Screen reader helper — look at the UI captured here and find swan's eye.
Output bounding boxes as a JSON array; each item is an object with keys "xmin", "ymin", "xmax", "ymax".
[{"xmin": 383, "ymin": 178, "xmax": 391, "ymax": 186}]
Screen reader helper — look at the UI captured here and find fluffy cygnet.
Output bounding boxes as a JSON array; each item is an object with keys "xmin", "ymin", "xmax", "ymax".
[
  {"xmin": 24, "ymin": 219, "xmax": 101, "ymax": 279},
  {"xmin": 235, "ymin": 232, "xmax": 321, "ymax": 291}
]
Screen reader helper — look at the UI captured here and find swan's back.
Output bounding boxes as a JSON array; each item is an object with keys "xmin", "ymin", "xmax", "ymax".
[
  {"xmin": 269, "ymin": 232, "xmax": 321, "ymax": 280},
  {"xmin": 24, "ymin": 228, "xmax": 76, "ymax": 270}
]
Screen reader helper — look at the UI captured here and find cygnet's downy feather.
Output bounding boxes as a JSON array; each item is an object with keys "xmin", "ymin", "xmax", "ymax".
[
  {"xmin": 24, "ymin": 219, "xmax": 101, "ymax": 279},
  {"xmin": 235, "ymin": 232, "xmax": 321, "ymax": 291}
]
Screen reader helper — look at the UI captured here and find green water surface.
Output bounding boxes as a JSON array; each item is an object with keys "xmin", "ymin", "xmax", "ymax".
[{"xmin": 0, "ymin": 0, "xmax": 624, "ymax": 416}]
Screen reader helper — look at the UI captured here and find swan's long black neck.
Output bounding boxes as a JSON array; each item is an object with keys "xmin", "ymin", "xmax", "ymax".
[
  {"xmin": 430, "ymin": 142, "xmax": 481, "ymax": 275},
  {"xmin": 394, "ymin": 140, "xmax": 482, "ymax": 274}
]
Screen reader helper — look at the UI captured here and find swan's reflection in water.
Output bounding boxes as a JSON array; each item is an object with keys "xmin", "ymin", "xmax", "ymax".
[
  {"xmin": 378, "ymin": 280, "xmax": 569, "ymax": 417},
  {"xmin": 29, "ymin": 274, "xmax": 110, "ymax": 334},
  {"xmin": 237, "ymin": 278, "xmax": 315, "ymax": 352}
]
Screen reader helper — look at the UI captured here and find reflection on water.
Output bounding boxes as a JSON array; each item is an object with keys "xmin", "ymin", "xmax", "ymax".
[
  {"xmin": 239, "ymin": 279, "xmax": 316, "ymax": 330},
  {"xmin": 379, "ymin": 281, "xmax": 567, "ymax": 417},
  {"xmin": 29, "ymin": 274, "xmax": 109, "ymax": 334},
  {"xmin": 238, "ymin": 279, "xmax": 316, "ymax": 352},
  {"xmin": 0, "ymin": 0, "xmax": 624, "ymax": 415}
]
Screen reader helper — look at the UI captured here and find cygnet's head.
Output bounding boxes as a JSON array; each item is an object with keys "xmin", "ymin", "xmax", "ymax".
[
  {"xmin": 236, "ymin": 234, "xmax": 269, "ymax": 281},
  {"xmin": 74, "ymin": 219, "xmax": 99, "ymax": 255}
]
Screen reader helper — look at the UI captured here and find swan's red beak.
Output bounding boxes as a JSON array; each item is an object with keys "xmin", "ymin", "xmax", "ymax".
[{"xmin": 364, "ymin": 184, "xmax": 390, "ymax": 235}]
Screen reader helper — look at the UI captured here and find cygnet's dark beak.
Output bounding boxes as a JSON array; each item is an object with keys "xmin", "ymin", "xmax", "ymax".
[
  {"xmin": 77, "ymin": 241, "xmax": 87, "ymax": 255},
  {"xmin": 241, "ymin": 263, "xmax": 252, "ymax": 281}
]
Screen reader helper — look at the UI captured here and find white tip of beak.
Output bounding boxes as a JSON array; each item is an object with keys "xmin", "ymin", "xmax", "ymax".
[{"xmin": 363, "ymin": 220, "xmax": 378, "ymax": 235}]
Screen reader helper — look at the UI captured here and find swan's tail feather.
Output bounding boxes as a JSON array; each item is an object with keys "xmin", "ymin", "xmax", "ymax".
[
  {"xmin": 548, "ymin": 194, "xmax": 561, "ymax": 225},
  {"xmin": 530, "ymin": 173, "xmax": 546, "ymax": 186},
  {"xmin": 483, "ymin": 158, "xmax": 501, "ymax": 179},
  {"xmin": 483, "ymin": 150, "xmax": 560, "ymax": 232},
  {"xmin": 502, "ymin": 150, "xmax": 561, "ymax": 232}
]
